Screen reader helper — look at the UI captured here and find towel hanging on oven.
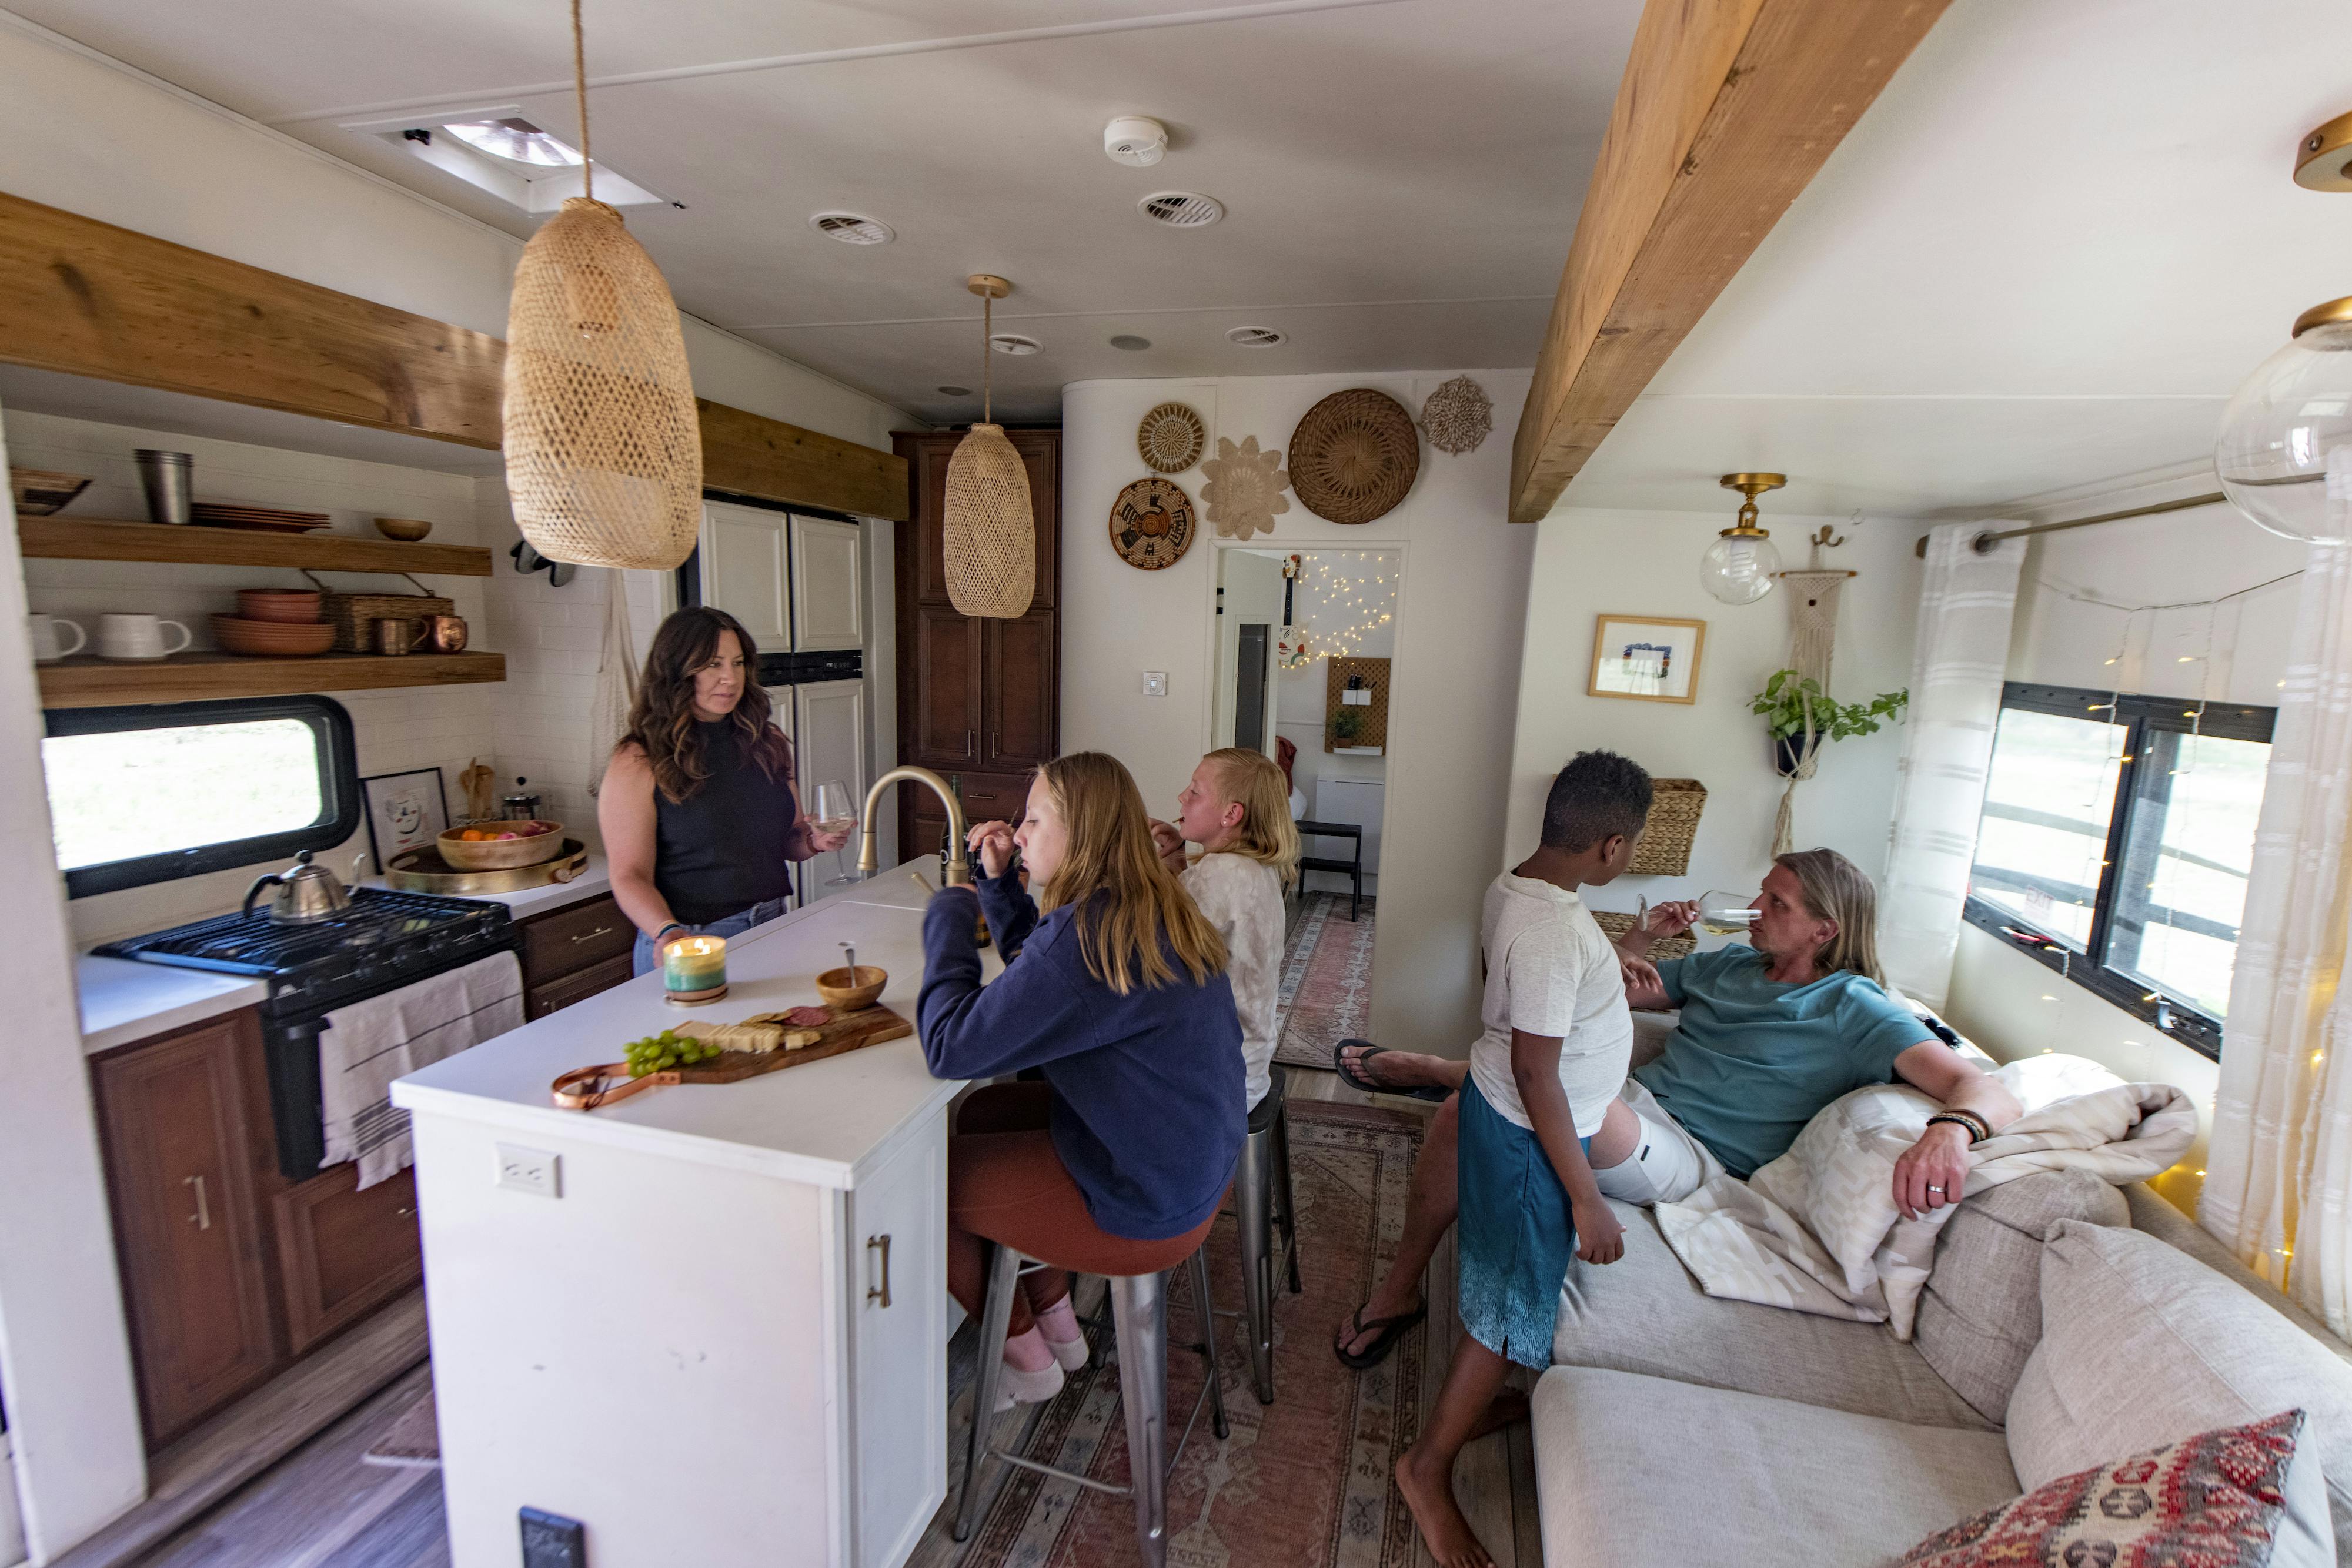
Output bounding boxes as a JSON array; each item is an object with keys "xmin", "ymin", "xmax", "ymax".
[{"xmin": 320, "ymin": 952, "xmax": 524, "ymax": 1188}]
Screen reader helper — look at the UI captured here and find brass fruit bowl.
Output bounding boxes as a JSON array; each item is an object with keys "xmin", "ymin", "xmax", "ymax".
[
  {"xmin": 438, "ymin": 820, "xmax": 566, "ymax": 870},
  {"xmin": 815, "ymin": 965, "xmax": 886, "ymax": 1010}
]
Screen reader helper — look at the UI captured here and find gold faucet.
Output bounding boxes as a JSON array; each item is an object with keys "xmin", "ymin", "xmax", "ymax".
[{"xmin": 857, "ymin": 766, "xmax": 972, "ymax": 885}]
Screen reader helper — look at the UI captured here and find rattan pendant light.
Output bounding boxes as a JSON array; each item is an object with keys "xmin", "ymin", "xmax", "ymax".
[
  {"xmin": 501, "ymin": 0, "xmax": 702, "ymax": 570},
  {"xmin": 941, "ymin": 275, "xmax": 1035, "ymax": 618}
]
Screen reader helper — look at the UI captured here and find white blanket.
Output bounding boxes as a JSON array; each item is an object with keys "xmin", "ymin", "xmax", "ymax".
[
  {"xmin": 1652, "ymin": 1053, "xmax": 2197, "ymax": 1338},
  {"xmin": 320, "ymin": 952, "xmax": 524, "ymax": 1189}
]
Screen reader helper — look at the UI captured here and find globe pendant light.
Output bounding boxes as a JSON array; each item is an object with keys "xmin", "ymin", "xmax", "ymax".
[
  {"xmin": 1700, "ymin": 472, "xmax": 1786, "ymax": 604},
  {"xmin": 2216, "ymin": 296, "xmax": 2352, "ymax": 542},
  {"xmin": 941, "ymin": 275, "xmax": 1036, "ymax": 618},
  {"xmin": 501, "ymin": 0, "xmax": 702, "ymax": 570}
]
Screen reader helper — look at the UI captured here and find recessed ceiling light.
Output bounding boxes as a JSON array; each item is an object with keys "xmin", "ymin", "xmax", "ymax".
[
  {"xmin": 809, "ymin": 211, "xmax": 894, "ymax": 245},
  {"xmin": 1226, "ymin": 326, "xmax": 1286, "ymax": 347},
  {"xmin": 937, "ymin": 385, "xmax": 973, "ymax": 396},
  {"xmin": 443, "ymin": 117, "xmax": 582, "ymax": 168},
  {"xmin": 1138, "ymin": 191, "xmax": 1224, "ymax": 228},
  {"xmin": 1109, "ymin": 335, "xmax": 1151, "ymax": 351},
  {"xmin": 989, "ymin": 334, "xmax": 1043, "ymax": 356}
]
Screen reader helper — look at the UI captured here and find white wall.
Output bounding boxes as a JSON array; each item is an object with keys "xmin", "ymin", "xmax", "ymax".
[{"xmin": 1062, "ymin": 372, "xmax": 1535, "ymax": 1057}]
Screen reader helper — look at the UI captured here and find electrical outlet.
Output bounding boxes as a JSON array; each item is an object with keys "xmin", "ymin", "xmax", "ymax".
[
  {"xmin": 1142, "ymin": 670, "xmax": 1168, "ymax": 697},
  {"xmin": 520, "ymin": 1506, "xmax": 587, "ymax": 1567},
  {"xmin": 496, "ymin": 1144, "xmax": 561, "ymax": 1198}
]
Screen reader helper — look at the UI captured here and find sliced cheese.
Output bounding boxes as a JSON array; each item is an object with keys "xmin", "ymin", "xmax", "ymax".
[{"xmin": 673, "ymin": 1019, "xmax": 785, "ymax": 1054}]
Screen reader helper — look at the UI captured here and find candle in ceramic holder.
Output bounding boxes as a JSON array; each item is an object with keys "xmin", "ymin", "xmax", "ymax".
[{"xmin": 663, "ymin": 934, "xmax": 729, "ymax": 1005}]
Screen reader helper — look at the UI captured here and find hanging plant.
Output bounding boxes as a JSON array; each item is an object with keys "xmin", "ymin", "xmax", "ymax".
[{"xmin": 1750, "ymin": 670, "xmax": 1908, "ymax": 769}]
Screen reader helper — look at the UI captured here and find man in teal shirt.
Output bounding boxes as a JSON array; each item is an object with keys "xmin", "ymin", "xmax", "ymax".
[{"xmin": 1331, "ymin": 847, "xmax": 2021, "ymax": 1372}]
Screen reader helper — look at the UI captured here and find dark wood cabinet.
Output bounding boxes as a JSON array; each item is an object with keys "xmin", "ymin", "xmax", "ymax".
[
  {"xmin": 520, "ymin": 892, "xmax": 635, "ymax": 1018},
  {"xmin": 527, "ymin": 951, "xmax": 635, "ymax": 1020},
  {"xmin": 271, "ymin": 1164, "xmax": 423, "ymax": 1355},
  {"xmin": 893, "ymin": 428, "xmax": 1060, "ymax": 852},
  {"xmin": 91, "ymin": 1012, "xmax": 281, "ymax": 1448}
]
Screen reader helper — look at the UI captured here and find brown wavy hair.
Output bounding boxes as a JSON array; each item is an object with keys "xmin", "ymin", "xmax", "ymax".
[
  {"xmin": 1034, "ymin": 752, "xmax": 1227, "ymax": 995},
  {"xmin": 619, "ymin": 607, "xmax": 793, "ymax": 804}
]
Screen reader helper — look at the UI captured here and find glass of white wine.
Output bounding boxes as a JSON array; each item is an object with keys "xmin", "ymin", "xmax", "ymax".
[
  {"xmin": 812, "ymin": 780, "xmax": 861, "ymax": 886},
  {"xmin": 1698, "ymin": 889, "xmax": 1762, "ymax": 938}
]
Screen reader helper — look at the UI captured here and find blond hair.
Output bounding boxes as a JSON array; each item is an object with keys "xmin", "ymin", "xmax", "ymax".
[
  {"xmin": 1200, "ymin": 747, "xmax": 1301, "ymax": 890},
  {"xmin": 1773, "ymin": 848, "xmax": 1885, "ymax": 985},
  {"xmin": 1035, "ymin": 753, "xmax": 1228, "ymax": 994}
]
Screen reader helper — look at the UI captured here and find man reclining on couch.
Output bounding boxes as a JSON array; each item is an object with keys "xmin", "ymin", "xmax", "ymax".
[{"xmin": 1332, "ymin": 847, "xmax": 2022, "ymax": 1372}]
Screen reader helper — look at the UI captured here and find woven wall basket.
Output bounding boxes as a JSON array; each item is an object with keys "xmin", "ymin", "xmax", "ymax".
[
  {"xmin": 1288, "ymin": 388, "xmax": 1421, "ymax": 524},
  {"xmin": 944, "ymin": 423, "xmax": 1035, "ymax": 617},
  {"xmin": 1628, "ymin": 777, "xmax": 1707, "ymax": 877},
  {"xmin": 503, "ymin": 198, "xmax": 703, "ymax": 570},
  {"xmin": 1137, "ymin": 402, "xmax": 1205, "ymax": 473}
]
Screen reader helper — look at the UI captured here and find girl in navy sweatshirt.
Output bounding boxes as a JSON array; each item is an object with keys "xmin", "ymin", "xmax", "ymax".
[{"xmin": 920, "ymin": 751, "xmax": 1245, "ymax": 1409}]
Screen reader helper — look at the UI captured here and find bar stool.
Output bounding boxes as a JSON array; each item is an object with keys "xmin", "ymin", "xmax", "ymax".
[
  {"xmin": 1234, "ymin": 1065, "xmax": 1303, "ymax": 1404},
  {"xmin": 954, "ymin": 1242, "xmax": 1230, "ymax": 1568}
]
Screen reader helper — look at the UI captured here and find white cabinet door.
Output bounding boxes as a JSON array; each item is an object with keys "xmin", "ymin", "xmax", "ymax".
[
  {"xmin": 790, "ymin": 516, "xmax": 864, "ymax": 652},
  {"xmin": 847, "ymin": 1124, "xmax": 946, "ymax": 1568},
  {"xmin": 794, "ymin": 681, "xmax": 868, "ymax": 905},
  {"xmin": 700, "ymin": 502, "xmax": 790, "ymax": 649}
]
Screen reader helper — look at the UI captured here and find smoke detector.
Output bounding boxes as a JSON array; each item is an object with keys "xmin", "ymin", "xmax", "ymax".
[
  {"xmin": 810, "ymin": 211, "xmax": 894, "ymax": 245},
  {"xmin": 1104, "ymin": 116, "xmax": 1169, "ymax": 168},
  {"xmin": 1138, "ymin": 191, "xmax": 1224, "ymax": 228},
  {"xmin": 1225, "ymin": 325, "xmax": 1286, "ymax": 347},
  {"xmin": 989, "ymin": 334, "xmax": 1043, "ymax": 356}
]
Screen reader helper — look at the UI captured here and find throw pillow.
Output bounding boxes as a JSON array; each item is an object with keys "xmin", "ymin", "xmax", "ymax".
[{"xmin": 1896, "ymin": 1409, "xmax": 2304, "ymax": 1568}]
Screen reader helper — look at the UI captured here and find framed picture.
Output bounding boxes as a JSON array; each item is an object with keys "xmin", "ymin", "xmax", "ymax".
[
  {"xmin": 1589, "ymin": 615, "xmax": 1707, "ymax": 704},
  {"xmin": 360, "ymin": 767, "xmax": 450, "ymax": 869}
]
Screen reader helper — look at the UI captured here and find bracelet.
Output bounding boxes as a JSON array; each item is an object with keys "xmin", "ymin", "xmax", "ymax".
[
  {"xmin": 653, "ymin": 921, "xmax": 687, "ymax": 944},
  {"xmin": 1927, "ymin": 1111, "xmax": 1990, "ymax": 1144}
]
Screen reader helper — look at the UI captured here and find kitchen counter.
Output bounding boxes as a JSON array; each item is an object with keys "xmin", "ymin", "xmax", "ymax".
[{"xmin": 356, "ymin": 850, "xmax": 613, "ymax": 920}]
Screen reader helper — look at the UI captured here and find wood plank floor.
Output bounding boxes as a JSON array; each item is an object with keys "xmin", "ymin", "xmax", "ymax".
[{"xmin": 118, "ymin": 1065, "xmax": 1533, "ymax": 1568}]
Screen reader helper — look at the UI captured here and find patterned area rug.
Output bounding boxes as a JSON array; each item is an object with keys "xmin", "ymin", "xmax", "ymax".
[
  {"xmin": 952, "ymin": 1100, "xmax": 1427, "ymax": 1568},
  {"xmin": 1273, "ymin": 894, "xmax": 1378, "ymax": 1072}
]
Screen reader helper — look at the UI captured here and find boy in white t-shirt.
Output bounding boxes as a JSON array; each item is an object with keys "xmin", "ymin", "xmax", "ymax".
[{"xmin": 1396, "ymin": 751, "xmax": 1649, "ymax": 1568}]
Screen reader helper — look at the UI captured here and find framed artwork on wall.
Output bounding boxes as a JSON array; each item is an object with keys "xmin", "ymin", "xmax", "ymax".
[
  {"xmin": 1588, "ymin": 615, "xmax": 1706, "ymax": 704},
  {"xmin": 360, "ymin": 767, "xmax": 450, "ymax": 869}
]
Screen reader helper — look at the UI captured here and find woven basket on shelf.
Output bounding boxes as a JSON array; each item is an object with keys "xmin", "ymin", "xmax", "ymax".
[
  {"xmin": 943, "ymin": 423, "xmax": 1035, "ymax": 617},
  {"xmin": 502, "ymin": 198, "xmax": 703, "ymax": 570},
  {"xmin": 1590, "ymin": 911, "xmax": 1697, "ymax": 961},
  {"xmin": 1629, "ymin": 778, "xmax": 1707, "ymax": 876},
  {"xmin": 319, "ymin": 590, "xmax": 453, "ymax": 652}
]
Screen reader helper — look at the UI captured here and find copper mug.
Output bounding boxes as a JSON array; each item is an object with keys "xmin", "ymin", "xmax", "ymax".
[
  {"xmin": 370, "ymin": 617, "xmax": 422, "ymax": 656},
  {"xmin": 422, "ymin": 614, "xmax": 468, "ymax": 654}
]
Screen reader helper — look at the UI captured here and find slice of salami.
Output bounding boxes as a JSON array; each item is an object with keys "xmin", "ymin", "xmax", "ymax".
[{"xmin": 785, "ymin": 1005, "xmax": 833, "ymax": 1028}]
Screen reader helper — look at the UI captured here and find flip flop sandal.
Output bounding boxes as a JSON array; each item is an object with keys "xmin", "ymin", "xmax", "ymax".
[
  {"xmin": 1333, "ymin": 1302, "xmax": 1428, "ymax": 1370},
  {"xmin": 1332, "ymin": 1039, "xmax": 1451, "ymax": 1104}
]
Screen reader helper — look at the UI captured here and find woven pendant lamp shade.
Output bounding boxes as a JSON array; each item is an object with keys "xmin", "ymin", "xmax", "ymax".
[
  {"xmin": 503, "ymin": 197, "xmax": 703, "ymax": 569},
  {"xmin": 942, "ymin": 275, "xmax": 1034, "ymax": 618}
]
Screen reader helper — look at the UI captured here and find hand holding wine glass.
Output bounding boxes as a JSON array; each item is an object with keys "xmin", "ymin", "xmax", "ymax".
[{"xmin": 811, "ymin": 780, "xmax": 861, "ymax": 886}]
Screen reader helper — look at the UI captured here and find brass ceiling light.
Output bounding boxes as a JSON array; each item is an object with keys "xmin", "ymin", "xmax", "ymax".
[
  {"xmin": 500, "ymin": 0, "xmax": 702, "ymax": 570},
  {"xmin": 1701, "ymin": 473, "xmax": 1786, "ymax": 604},
  {"xmin": 941, "ymin": 275, "xmax": 1036, "ymax": 618}
]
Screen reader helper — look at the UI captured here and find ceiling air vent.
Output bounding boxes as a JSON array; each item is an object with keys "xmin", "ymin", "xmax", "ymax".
[
  {"xmin": 1226, "ymin": 326, "xmax": 1287, "ymax": 347},
  {"xmin": 809, "ymin": 211, "xmax": 894, "ymax": 245},
  {"xmin": 988, "ymin": 334, "xmax": 1043, "ymax": 356},
  {"xmin": 1138, "ymin": 191, "xmax": 1224, "ymax": 228}
]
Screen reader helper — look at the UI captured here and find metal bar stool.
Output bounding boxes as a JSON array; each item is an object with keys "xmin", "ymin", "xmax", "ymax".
[
  {"xmin": 1234, "ymin": 1064, "xmax": 1304, "ymax": 1404},
  {"xmin": 954, "ymin": 1242, "xmax": 1230, "ymax": 1567}
]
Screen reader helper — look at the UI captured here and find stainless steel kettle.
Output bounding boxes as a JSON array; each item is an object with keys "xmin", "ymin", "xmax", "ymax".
[{"xmin": 243, "ymin": 851, "xmax": 354, "ymax": 924}]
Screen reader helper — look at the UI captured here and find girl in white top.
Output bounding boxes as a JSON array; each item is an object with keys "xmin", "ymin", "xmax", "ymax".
[{"xmin": 1152, "ymin": 748, "xmax": 1299, "ymax": 1111}]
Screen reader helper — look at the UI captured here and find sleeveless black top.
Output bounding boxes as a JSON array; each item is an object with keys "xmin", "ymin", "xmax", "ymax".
[{"xmin": 653, "ymin": 720, "xmax": 802, "ymax": 924}]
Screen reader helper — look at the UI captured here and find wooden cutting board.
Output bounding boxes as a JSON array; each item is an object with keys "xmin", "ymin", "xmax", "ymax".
[{"xmin": 552, "ymin": 1004, "xmax": 914, "ymax": 1109}]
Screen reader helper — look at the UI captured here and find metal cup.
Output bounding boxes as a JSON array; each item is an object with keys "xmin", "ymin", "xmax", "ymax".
[
  {"xmin": 370, "ymin": 617, "xmax": 421, "ymax": 656},
  {"xmin": 135, "ymin": 449, "xmax": 193, "ymax": 526},
  {"xmin": 423, "ymin": 613, "xmax": 469, "ymax": 653}
]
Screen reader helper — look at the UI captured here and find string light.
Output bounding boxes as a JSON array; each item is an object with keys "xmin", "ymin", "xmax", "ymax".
[{"xmin": 1279, "ymin": 549, "xmax": 1399, "ymax": 666}]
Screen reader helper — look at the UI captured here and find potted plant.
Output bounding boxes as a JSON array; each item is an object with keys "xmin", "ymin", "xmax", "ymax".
[
  {"xmin": 1750, "ymin": 669, "xmax": 1907, "ymax": 773},
  {"xmin": 1329, "ymin": 706, "xmax": 1364, "ymax": 749}
]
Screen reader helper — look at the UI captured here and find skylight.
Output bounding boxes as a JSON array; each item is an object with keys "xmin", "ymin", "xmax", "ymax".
[{"xmin": 443, "ymin": 118, "xmax": 583, "ymax": 168}]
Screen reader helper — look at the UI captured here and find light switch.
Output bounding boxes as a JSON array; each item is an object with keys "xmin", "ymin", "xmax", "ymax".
[{"xmin": 1142, "ymin": 670, "xmax": 1169, "ymax": 697}]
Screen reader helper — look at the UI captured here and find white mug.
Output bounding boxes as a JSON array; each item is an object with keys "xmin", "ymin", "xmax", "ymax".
[
  {"xmin": 97, "ymin": 613, "xmax": 193, "ymax": 662},
  {"xmin": 27, "ymin": 614, "xmax": 86, "ymax": 663}
]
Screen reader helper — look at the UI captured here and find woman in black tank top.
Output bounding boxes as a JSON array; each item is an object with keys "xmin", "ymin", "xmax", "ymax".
[{"xmin": 598, "ymin": 607, "xmax": 854, "ymax": 975}]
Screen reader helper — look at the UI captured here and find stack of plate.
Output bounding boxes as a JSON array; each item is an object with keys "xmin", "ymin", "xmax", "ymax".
[
  {"xmin": 191, "ymin": 503, "xmax": 330, "ymax": 533},
  {"xmin": 210, "ymin": 614, "xmax": 335, "ymax": 656}
]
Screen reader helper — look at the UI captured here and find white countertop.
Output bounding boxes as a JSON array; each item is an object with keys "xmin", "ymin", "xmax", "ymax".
[
  {"xmin": 359, "ymin": 851, "xmax": 614, "ymax": 918},
  {"xmin": 392, "ymin": 861, "xmax": 984, "ymax": 1190}
]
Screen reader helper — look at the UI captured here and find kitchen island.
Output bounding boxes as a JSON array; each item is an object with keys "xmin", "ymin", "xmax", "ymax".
[{"xmin": 391, "ymin": 863, "xmax": 988, "ymax": 1568}]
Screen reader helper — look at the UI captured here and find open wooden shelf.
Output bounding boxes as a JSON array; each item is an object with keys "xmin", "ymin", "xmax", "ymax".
[
  {"xmin": 39, "ymin": 650, "xmax": 506, "ymax": 708},
  {"xmin": 17, "ymin": 518, "xmax": 493, "ymax": 577}
]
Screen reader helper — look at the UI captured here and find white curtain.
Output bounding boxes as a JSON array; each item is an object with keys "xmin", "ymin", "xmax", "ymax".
[
  {"xmin": 2204, "ymin": 455, "xmax": 2352, "ymax": 1333},
  {"xmin": 585, "ymin": 568, "xmax": 639, "ymax": 797},
  {"xmin": 1879, "ymin": 522, "xmax": 2026, "ymax": 1011}
]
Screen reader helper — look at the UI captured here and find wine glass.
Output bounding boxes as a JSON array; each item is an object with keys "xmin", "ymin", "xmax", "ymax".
[
  {"xmin": 1698, "ymin": 889, "xmax": 1762, "ymax": 938},
  {"xmin": 813, "ymin": 780, "xmax": 861, "ymax": 886}
]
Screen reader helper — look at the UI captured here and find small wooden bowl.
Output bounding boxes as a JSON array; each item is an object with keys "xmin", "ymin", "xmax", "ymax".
[
  {"xmin": 439, "ymin": 819, "xmax": 567, "ymax": 870},
  {"xmin": 815, "ymin": 965, "xmax": 886, "ymax": 1010},
  {"xmin": 375, "ymin": 517, "xmax": 433, "ymax": 542},
  {"xmin": 236, "ymin": 589, "xmax": 322, "ymax": 623}
]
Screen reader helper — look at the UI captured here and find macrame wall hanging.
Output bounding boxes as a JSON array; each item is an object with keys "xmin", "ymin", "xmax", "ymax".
[
  {"xmin": 502, "ymin": 0, "xmax": 703, "ymax": 570},
  {"xmin": 941, "ymin": 275, "xmax": 1036, "ymax": 618},
  {"xmin": 1769, "ymin": 536, "xmax": 1859, "ymax": 857}
]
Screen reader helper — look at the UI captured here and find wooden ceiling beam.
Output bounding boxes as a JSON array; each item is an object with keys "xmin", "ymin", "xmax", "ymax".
[
  {"xmin": 1508, "ymin": 0, "xmax": 1950, "ymax": 524},
  {"xmin": 0, "ymin": 189, "xmax": 908, "ymax": 521}
]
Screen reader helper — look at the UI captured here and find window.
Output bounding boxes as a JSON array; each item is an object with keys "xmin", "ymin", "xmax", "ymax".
[
  {"xmin": 44, "ymin": 697, "xmax": 360, "ymax": 898},
  {"xmin": 1965, "ymin": 682, "xmax": 2273, "ymax": 1059}
]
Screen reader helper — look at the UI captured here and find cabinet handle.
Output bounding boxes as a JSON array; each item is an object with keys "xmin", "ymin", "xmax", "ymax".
[
  {"xmin": 866, "ymin": 1233, "xmax": 893, "ymax": 1308},
  {"xmin": 570, "ymin": 925, "xmax": 617, "ymax": 944},
  {"xmin": 396, "ymin": 1206, "xmax": 416, "ymax": 1218},
  {"xmin": 966, "ymin": 730, "xmax": 977, "ymax": 760},
  {"xmin": 990, "ymin": 731, "xmax": 1000, "ymax": 758},
  {"xmin": 184, "ymin": 1174, "xmax": 210, "ymax": 1232}
]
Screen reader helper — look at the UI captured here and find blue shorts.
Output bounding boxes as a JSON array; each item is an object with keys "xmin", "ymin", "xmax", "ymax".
[
  {"xmin": 631, "ymin": 897, "xmax": 791, "ymax": 977},
  {"xmin": 1456, "ymin": 1076, "xmax": 1589, "ymax": 1370}
]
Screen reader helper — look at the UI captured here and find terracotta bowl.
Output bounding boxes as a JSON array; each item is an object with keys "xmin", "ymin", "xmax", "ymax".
[
  {"xmin": 236, "ymin": 589, "xmax": 322, "ymax": 624},
  {"xmin": 439, "ymin": 820, "xmax": 567, "ymax": 870},
  {"xmin": 211, "ymin": 614, "xmax": 334, "ymax": 657},
  {"xmin": 814, "ymin": 965, "xmax": 887, "ymax": 1011},
  {"xmin": 374, "ymin": 516, "xmax": 433, "ymax": 542}
]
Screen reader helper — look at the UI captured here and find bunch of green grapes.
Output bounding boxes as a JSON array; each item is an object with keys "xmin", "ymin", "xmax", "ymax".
[{"xmin": 622, "ymin": 1029, "xmax": 720, "ymax": 1078}]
